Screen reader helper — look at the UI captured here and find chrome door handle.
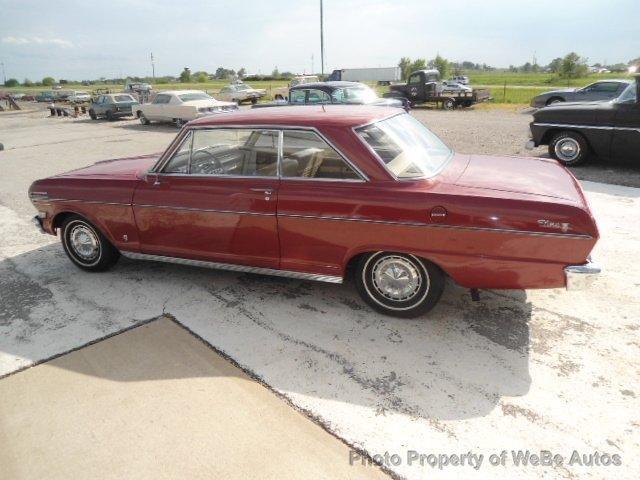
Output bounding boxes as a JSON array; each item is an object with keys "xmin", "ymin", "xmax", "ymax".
[{"xmin": 250, "ymin": 188, "xmax": 274, "ymax": 195}]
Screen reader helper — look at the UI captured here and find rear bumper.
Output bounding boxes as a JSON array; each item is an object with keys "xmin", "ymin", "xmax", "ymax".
[{"xmin": 565, "ymin": 257, "xmax": 601, "ymax": 290}]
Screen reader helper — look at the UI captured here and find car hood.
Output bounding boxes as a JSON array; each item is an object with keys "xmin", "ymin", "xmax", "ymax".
[
  {"xmin": 182, "ymin": 99, "xmax": 237, "ymax": 108},
  {"xmin": 452, "ymin": 154, "xmax": 584, "ymax": 202},
  {"xmin": 533, "ymin": 101, "xmax": 612, "ymax": 123},
  {"xmin": 541, "ymin": 88, "xmax": 577, "ymax": 96},
  {"xmin": 54, "ymin": 153, "xmax": 160, "ymax": 180}
]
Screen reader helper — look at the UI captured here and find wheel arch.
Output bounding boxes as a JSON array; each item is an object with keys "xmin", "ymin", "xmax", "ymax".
[
  {"xmin": 52, "ymin": 210, "xmax": 119, "ymax": 246},
  {"xmin": 343, "ymin": 248, "xmax": 448, "ymax": 280},
  {"xmin": 541, "ymin": 128, "xmax": 593, "ymax": 152}
]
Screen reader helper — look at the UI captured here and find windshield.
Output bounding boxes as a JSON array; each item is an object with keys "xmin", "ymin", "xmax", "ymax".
[
  {"xmin": 114, "ymin": 94, "xmax": 135, "ymax": 102},
  {"xmin": 331, "ymin": 86, "xmax": 378, "ymax": 104},
  {"xmin": 235, "ymin": 84, "xmax": 250, "ymax": 90},
  {"xmin": 356, "ymin": 113, "xmax": 452, "ymax": 179},
  {"xmin": 615, "ymin": 83, "xmax": 637, "ymax": 104},
  {"xmin": 178, "ymin": 92, "xmax": 212, "ymax": 101}
]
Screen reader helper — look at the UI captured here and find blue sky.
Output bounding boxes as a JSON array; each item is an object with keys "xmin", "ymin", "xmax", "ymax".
[{"xmin": 0, "ymin": 0, "xmax": 638, "ymax": 81}]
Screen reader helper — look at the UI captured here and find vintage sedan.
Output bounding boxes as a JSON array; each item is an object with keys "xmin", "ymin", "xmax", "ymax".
[
  {"xmin": 216, "ymin": 83, "xmax": 266, "ymax": 104},
  {"xmin": 527, "ymin": 79, "xmax": 639, "ymax": 165},
  {"xmin": 29, "ymin": 106, "xmax": 600, "ymax": 318},
  {"xmin": 89, "ymin": 94, "xmax": 139, "ymax": 120},
  {"xmin": 133, "ymin": 90, "xmax": 237, "ymax": 127}
]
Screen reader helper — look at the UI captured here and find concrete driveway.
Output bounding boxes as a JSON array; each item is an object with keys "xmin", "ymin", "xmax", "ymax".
[{"xmin": 1, "ymin": 108, "xmax": 639, "ymax": 479}]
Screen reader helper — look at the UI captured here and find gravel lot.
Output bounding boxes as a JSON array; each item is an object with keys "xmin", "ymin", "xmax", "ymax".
[{"xmin": 1, "ymin": 105, "xmax": 639, "ymax": 480}]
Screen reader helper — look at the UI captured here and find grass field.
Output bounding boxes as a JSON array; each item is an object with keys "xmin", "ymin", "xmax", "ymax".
[{"xmin": 2, "ymin": 71, "xmax": 635, "ymax": 106}]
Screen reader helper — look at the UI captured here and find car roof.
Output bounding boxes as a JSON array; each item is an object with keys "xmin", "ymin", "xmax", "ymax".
[{"xmin": 189, "ymin": 105, "xmax": 401, "ymax": 128}]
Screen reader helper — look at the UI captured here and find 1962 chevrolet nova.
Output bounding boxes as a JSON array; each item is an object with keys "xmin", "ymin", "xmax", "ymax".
[{"xmin": 29, "ymin": 106, "xmax": 600, "ymax": 317}]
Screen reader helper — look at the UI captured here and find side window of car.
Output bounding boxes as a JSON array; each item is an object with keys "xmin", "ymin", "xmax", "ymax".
[
  {"xmin": 408, "ymin": 74, "xmax": 421, "ymax": 85},
  {"xmin": 307, "ymin": 90, "xmax": 330, "ymax": 104},
  {"xmin": 189, "ymin": 129, "xmax": 279, "ymax": 177},
  {"xmin": 290, "ymin": 90, "xmax": 306, "ymax": 104},
  {"xmin": 162, "ymin": 132, "xmax": 193, "ymax": 174},
  {"xmin": 281, "ymin": 130, "xmax": 361, "ymax": 180},
  {"xmin": 153, "ymin": 94, "xmax": 170, "ymax": 104}
]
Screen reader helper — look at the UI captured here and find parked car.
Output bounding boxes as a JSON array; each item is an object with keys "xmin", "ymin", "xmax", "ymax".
[
  {"xmin": 216, "ymin": 83, "xmax": 266, "ymax": 104},
  {"xmin": 133, "ymin": 90, "xmax": 237, "ymax": 127},
  {"xmin": 450, "ymin": 75, "xmax": 470, "ymax": 85},
  {"xmin": 254, "ymin": 81, "xmax": 409, "ymax": 110},
  {"xmin": 9, "ymin": 93, "xmax": 26, "ymax": 100},
  {"xmin": 441, "ymin": 81, "xmax": 472, "ymax": 94},
  {"xmin": 386, "ymin": 70, "xmax": 490, "ymax": 109},
  {"xmin": 35, "ymin": 91, "xmax": 56, "ymax": 102},
  {"xmin": 530, "ymin": 80, "xmax": 630, "ymax": 108},
  {"xmin": 67, "ymin": 91, "xmax": 92, "ymax": 103},
  {"xmin": 272, "ymin": 75, "xmax": 320, "ymax": 100},
  {"xmin": 89, "ymin": 94, "xmax": 139, "ymax": 120},
  {"xmin": 526, "ymin": 78, "xmax": 639, "ymax": 165},
  {"xmin": 29, "ymin": 106, "xmax": 600, "ymax": 318}
]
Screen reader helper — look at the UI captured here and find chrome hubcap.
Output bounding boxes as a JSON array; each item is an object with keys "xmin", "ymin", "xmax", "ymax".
[
  {"xmin": 372, "ymin": 256, "xmax": 422, "ymax": 302},
  {"xmin": 555, "ymin": 138, "xmax": 580, "ymax": 161},
  {"xmin": 70, "ymin": 225, "xmax": 99, "ymax": 261}
]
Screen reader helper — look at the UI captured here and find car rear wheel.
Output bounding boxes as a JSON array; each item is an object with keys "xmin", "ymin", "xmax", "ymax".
[
  {"xmin": 549, "ymin": 131, "xmax": 589, "ymax": 166},
  {"xmin": 355, "ymin": 252, "xmax": 445, "ymax": 318},
  {"xmin": 61, "ymin": 215, "xmax": 120, "ymax": 271},
  {"xmin": 106, "ymin": 110, "xmax": 114, "ymax": 121},
  {"xmin": 89, "ymin": 109, "xmax": 97, "ymax": 120},
  {"xmin": 174, "ymin": 118, "xmax": 186, "ymax": 128},
  {"xmin": 251, "ymin": 97, "xmax": 258, "ymax": 105},
  {"xmin": 139, "ymin": 113, "xmax": 150, "ymax": 125},
  {"xmin": 443, "ymin": 98, "xmax": 456, "ymax": 110}
]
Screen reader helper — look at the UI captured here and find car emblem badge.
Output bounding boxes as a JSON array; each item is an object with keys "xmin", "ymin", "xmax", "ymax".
[{"xmin": 538, "ymin": 219, "xmax": 570, "ymax": 232}]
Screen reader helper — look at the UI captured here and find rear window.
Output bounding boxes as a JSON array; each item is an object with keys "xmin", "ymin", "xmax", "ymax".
[
  {"xmin": 356, "ymin": 114, "xmax": 452, "ymax": 179},
  {"xmin": 114, "ymin": 95, "xmax": 135, "ymax": 102},
  {"xmin": 178, "ymin": 92, "xmax": 212, "ymax": 101}
]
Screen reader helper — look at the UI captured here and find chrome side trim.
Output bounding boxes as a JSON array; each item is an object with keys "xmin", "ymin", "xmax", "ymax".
[
  {"xmin": 277, "ymin": 212, "xmax": 594, "ymax": 239},
  {"xmin": 133, "ymin": 204, "xmax": 275, "ymax": 216},
  {"xmin": 533, "ymin": 122, "xmax": 640, "ymax": 133},
  {"xmin": 565, "ymin": 257, "xmax": 601, "ymax": 290},
  {"xmin": 119, "ymin": 251, "xmax": 343, "ymax": 284},
  {"xmin": 33, "ymin": 198, "xmax": 131, "ymax": 206}
]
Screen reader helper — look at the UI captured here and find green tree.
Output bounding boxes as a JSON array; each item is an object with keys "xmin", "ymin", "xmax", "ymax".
[
  {"xmin": 179, "ymin": 67, "xmax": 192, "ymax": 83},
  {"xmin": 42, "ymin": 76, "xmax": 55, "ymax": 86},
  {"xmin": 194, "ymin": 72, "xmax": 208, "ymax": 83},
  {"xmin": 429, "ymin": 55, "xmax": 449, "ymax": 78},
  {"xmin": 4, "ymin": 78, "xmax": 19, "ymax": 87},
  {"xmin": 560, "ymin": 52, "xmax": 588, "ymax": 79},
  {"xmin": 398, "ymin": 57, "xmax": 412, "ymax": 80},
  {"xmin": 409, "ymin": 58, "xmax": 427, "ymax": 75},
  {"xmin": 23, "ymin": 78, "xmax": 33, "ymax": 86}
]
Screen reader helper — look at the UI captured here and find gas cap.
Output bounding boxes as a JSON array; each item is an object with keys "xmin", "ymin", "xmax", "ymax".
[{"xmin": 430, "ymin": 206, "xmax": 447, "ymax": 222}]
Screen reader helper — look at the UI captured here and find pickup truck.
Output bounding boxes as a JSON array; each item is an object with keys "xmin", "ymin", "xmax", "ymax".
[{"xmin": 385, "ymin": 70, "xmax": 491, "ymax": 109}]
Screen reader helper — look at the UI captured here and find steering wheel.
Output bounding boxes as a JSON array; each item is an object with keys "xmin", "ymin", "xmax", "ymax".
[{"xmin": 191, "ymin": 148, "xmax": 224, "ymax": 175}]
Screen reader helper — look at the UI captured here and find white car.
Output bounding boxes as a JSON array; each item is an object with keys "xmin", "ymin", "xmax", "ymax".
[
  {"xmin": 134, "ymin": 90, "xmax": 238, "ymax": 127},
  {"xmin": 67, "ymin": 91, "xmax": 92, "ymax": 103},
  {"xmin": 441, "ymin": 81, "xmax": 472, "ymax": 94},
  {"xmin": 216, "ymin": 83, "xmax": 266, "ymax": 104},
  {"xmin": 450, "ymin": 75, "xmax": 470, "ymax": 85}
]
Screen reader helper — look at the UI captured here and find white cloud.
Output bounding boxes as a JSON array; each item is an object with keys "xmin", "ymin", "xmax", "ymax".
[{"xmin": 2, "ymin": 36, "xmax": 73, "ymax": 48}]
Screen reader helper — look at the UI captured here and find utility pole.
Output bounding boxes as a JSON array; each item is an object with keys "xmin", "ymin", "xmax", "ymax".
[
  {"xmin": 150, "ymin": 52, "xmax": 156, "ymax": 80},
  {"xmin": 311, "ymin": 54, "xmax": 314, "ymax": 74},
  {"xmin": 0, "ymin": 62, "xmax": 6, "ymax": 85},
  {"xmin": 320, "ymin": 0, "xmax": 325, "ymax": 75}
]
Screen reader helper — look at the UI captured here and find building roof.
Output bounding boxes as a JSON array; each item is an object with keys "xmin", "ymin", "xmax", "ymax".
[{"xmin": 189, "ymin": 105, "xmax": 401, "ymax": 128}]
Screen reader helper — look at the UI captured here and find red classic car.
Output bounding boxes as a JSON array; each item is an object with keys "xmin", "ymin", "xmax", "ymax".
[{"xmin": 29, "ymin": 106, "xmax": 600, "ymax": 318}]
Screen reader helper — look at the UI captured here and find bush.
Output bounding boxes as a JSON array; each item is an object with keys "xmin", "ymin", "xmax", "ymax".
[
  {"xmin": 42, "ymin": 77, "xmax": 55, "ymax": 86},
  {"xmin": 4, "ymin": 78, "xmax": 19, "ymax": 87}
]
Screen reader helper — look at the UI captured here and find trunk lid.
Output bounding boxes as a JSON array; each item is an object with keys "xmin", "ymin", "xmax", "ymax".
[{"xmin": 453, "ymin": 154, "xmax": 583, "ymax": 202}]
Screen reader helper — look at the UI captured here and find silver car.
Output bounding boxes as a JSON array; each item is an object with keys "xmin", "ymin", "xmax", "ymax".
[{"xmin": 530, "ymin": 80, "xmax": 630, "ymax": 108}]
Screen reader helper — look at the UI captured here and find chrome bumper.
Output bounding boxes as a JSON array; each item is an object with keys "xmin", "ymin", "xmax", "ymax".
[
  {"xmin": 32, "ymin": 215, "xmax": 46, "ymax": 234},
  {"xmin": 565, "ymin": 258, "xmax": 601, "ymax": 291},
  {"xmin": 525, "ymin": 139, "xmax": 535, "ymax": 150}
]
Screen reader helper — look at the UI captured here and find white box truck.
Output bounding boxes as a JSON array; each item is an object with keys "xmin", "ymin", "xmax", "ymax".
[{"xmin": 328, "ymin": 67, "xmax": 402, "ymax": 85}]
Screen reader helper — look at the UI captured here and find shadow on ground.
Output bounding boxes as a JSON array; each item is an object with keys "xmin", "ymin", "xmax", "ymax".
[{"xmin": 0, "ymin": 242, "xmax": 532, "ymax": 422}]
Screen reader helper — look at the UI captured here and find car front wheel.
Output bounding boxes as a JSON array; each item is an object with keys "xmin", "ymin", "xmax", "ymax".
[
  {"xmin": 139, "ymin": 113, "xmax": 150, "ymax": 125},
  {"xmin": 61, "ymin": 215, "xmax": 120, "ymax": 271},
  {"xmin": 355, "ymin": 252, "xmax": 444, "ymax": 318},
  {"xmin": 89, "ymin": 109, "xmax": 97, "ymax": 120},
  {"xmin": 549, "ymin": 131, "xmax": 589, "ymax": 166}
]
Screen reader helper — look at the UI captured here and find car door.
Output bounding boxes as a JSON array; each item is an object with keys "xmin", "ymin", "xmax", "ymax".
[
  {"xmin": 407, "ymin": 73, "xmax": 425, "ymax": 101},
  {"xmin": 275, "ymin": 128, "xmax": 372, "ymax": 277},
  {"xmin": 610, "ymin": 87, "xmax": 640, "ymax": 161},
  {"xmin": 132, "ymin": 128, "xmax": 281, "ymax": 268},
  {"xmin": 146, "ymin": 93, "xmax": 171, "ymax": 120}
]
